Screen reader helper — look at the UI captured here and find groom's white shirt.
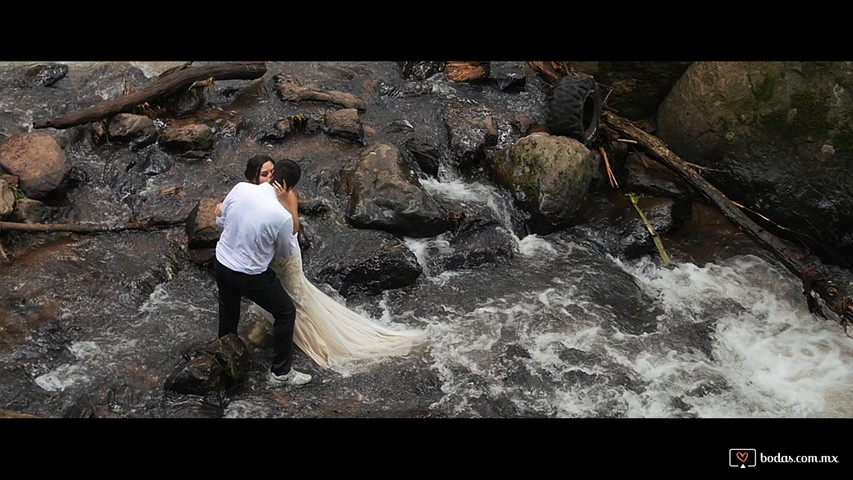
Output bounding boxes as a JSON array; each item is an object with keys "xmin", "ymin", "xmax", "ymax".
[{"xmin": 215, "ymin": 181, "xmax": 298, "ymax": 274}]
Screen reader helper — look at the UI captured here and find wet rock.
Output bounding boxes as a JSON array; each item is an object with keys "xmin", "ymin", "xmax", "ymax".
[
  {"xmin": 0, "ymin": 132, "xmax": 70, "ymax": 199},
  {"xmin": 9, "ymin": 198, "xmax": 47, "ymax": 223},
  {"xmin": 132, "ymin": 147, "xmax": 176, "ymax": 176},
  {"xmin": 185, "ymin": 197, "xmax": 222, "ymax": 250},
  {"xmin": 618, "ymin": 197, "xmax": 689, "ymax": 259},
  {"xmin": 580, "ymin": 192, "xmax": 690, "ymax": 260},
  {"xmin": 657, "ymin": 61, "xmax": 853, "ymax": 262},
  {"xmin": 490, "ymin": 132, "xmax": 595, "ymax": 234},
  {"xmin": 399, "ymin": 61, "xmax": 446, "ymax": 81},
  {"xmin": 324, "ymin": 108, "xmax": 364, "ymax": 144},
  {"xmin": 163, "ymin": 333, "xmax": 251, "ymax": 395},
  {"xmin": 338, "ymin": 143, "xmax": 451, "ymax": 238},
  {"xmin": 157, "ymin": 123, "xmax": 215, "ymax": 154},
  {"xmin": 444, "ymin": 101, "xmax": 499, "ymax": 172},
  {"xmin": 401, "ymin": 138, "xmax": 441, "ymax": 177},
  {"xmin": 302, "ymin": 215, "xmax": 422, "ymax": 297},
  {"xmin": 24, "ymin": 63, "xmax": 68, "ymax": 87},
  {"xmin": 424, "ymin": 198, "xmax": 516, "ymax": 273},
  {"xmin": 622, "ymin": 152, "xmax": 692, "ymax": 201}
]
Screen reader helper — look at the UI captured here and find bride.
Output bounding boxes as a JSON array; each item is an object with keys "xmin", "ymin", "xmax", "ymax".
[{"xmin": 220, "ymin": 155, "xmax": 424, "ymax": 371}]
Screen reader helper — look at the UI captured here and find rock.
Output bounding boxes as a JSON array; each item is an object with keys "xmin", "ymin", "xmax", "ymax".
[
  {"xmin": 163, "ymin": 333, "xmax": 250, "ymax": 395},
  {"xmin": 324, "ymin": 108, "xmax": 364, "ymax": 144},
  {"xmin": 424, "ymin": 224, "xmax": 515, "ymax": 274},
  {"xmin": 157, "ymin": 123, "xmax": 215, "ymax": 154},
  {"xmin": 1, "ymin": 174, "xmax": 17, "ymax": 188},
  {"xmin": 0, "ymin": 132, "xmax": 70, "ymax": 199},
  {"xmin": 444, "ymin": 101, "xmax": 499, "ymax": 172},
  {"xmin": 401, "ymin": 138, "xmax": 441, "ymax": 177},
  {"xmin": 185, "ymin": 197, "xmax": 222, "ymax": 250},
  {"xmin": 24, "ymin": 63, "xmax": 68, "ymax": 87},
  {"xmin": 338, "ymin": 143, "xmax": 451, "ymax": 238},
  {"xmin": 490, "ymin": 132, "xmax": 596, "ymax": 234},
  {"xmin": 302, "ymin": 215, "xmax": 423, "ymax": 297},
  {"xmin": 399, "ymin": 61, "xmax": 446, "ymax": 81},
  {"xmin": 9, "ymin": 198, "xmax": 47, "ymax": 223},
  {"xmin": 622, "ymin": 152, "xmax": 692, "ymax": 201},
  {"xmin": 656, "ymin": 61, "xmax": 853, "ymax": 261}
]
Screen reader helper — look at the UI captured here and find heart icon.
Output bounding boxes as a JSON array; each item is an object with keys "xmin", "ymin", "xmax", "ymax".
[{"xmin": 736, "ymin": 452, "xmax": 749, "ymax": 463}]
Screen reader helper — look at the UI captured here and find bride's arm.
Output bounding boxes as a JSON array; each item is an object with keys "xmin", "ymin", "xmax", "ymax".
[{"xmin": 275, "ymin": 184, "xmax": 300, "ymax": 234}]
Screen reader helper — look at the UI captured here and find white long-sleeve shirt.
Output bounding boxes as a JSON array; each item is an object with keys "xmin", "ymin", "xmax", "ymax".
[{"xmin": 215, "ymin": 181, "xmax": 298, "ymax": 274}]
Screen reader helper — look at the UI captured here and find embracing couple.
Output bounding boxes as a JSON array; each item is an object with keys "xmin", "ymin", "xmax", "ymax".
[{"xmin": 213, "ymin": 155, "xmax": 422, "ymax": 388}]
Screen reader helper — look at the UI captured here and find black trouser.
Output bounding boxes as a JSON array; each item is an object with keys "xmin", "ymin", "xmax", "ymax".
[{"xmin": 214, "ymin": 257, "xmax": 296, "ymax": 375}]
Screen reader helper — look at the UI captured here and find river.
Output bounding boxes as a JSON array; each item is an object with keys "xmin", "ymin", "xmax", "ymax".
[{"xmin": 0, "ymin": 62, "xmax": 850, "ymax": 431}]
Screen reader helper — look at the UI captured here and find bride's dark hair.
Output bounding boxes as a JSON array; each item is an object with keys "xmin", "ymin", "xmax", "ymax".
[
  {"xmin": 273, "ymin": 159, "xmax": 301, "ymax": 191},
  {"xmin": 244, "ymin": 154, "xmax": 274, "ymax": 184}
]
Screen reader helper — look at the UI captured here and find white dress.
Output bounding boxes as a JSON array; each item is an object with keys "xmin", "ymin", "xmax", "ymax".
[{"xmin": 267, "ymin": 249, "xmax": 424, "ymax": 371}]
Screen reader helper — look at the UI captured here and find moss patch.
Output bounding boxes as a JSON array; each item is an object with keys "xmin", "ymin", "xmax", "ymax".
[
  {"xmin": 801, "ymin": 61, "xmax": 835, "ymax": 78},
  {"xmin": 760, "ymin": 89, "xmax": 832, "ymax": 139}
]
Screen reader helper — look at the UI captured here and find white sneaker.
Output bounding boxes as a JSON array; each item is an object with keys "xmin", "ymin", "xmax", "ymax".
[{"xmin": 269, "ymin": 368, "xmax": 312, "ymax": 386}]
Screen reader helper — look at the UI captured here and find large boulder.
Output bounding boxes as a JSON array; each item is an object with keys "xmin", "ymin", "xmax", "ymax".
[
  {"xmin": 656, "ymin": 61, "xmax": 853, "ymax": 262},
  {"xmin": 338, "ymin": 143, "xmax": 451, "ymax": 238},
  {"xmin": 0, "ymin": 132, "xmax": 70, "ymax": 199},
  {"xmin": 489, "ymin": 132, "xmax": 596, "ymax": 234},
  {"xmin": 301, "ymin": 213, "xmax": 423, "ymax": 297}
]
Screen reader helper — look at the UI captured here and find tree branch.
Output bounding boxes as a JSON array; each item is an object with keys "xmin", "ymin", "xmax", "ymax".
[{"xmin": 32, "ymin": 62, "xmax": 267, "ymax": 130}]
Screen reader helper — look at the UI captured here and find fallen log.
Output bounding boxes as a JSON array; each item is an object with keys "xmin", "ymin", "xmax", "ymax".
[
  {"xmin": 602, "ymin": 111, "xmax": 853, "ymax": 334},
  {"xmin": 0, "ymin": 219, "xmax": 186, "ymax": 262},
  {"xmin": 32, "ymin": 62, "xmax": 268, "ymax": 130},
  {"xmin": 0, "ymin": 219, "xmax": 184, "ymax": 233}
]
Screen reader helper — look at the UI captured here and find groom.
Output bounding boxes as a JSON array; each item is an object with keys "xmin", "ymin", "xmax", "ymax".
[{"xmin": 213, "ymin": 157, "xmax": 311, "ymax": 386}]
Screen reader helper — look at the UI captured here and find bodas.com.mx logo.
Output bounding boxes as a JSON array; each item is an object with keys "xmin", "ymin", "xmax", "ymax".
[{"xmin": 730, "ymin": 448, "xmax": 757, "ymax": 468}]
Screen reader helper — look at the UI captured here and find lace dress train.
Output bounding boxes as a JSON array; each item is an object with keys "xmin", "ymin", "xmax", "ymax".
[{"xmin": 269, "ymin": 252, "xmax": 424, "ymax": 369}]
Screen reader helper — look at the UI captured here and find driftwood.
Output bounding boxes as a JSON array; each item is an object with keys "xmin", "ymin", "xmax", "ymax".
[
  {"xmin": 273, "ymin": 74, "xmax": 366, "ymax": 110},
  {"xmin": 32, "ymin": 62, "xmax": 268, "ymax": 130},
  {"xmin": 602, "ymin": 111, "xmax": 853, "ymax": 333},
  {"xmin": 524, "ymin": 62, "xmax": 573, "ymax": 86}
]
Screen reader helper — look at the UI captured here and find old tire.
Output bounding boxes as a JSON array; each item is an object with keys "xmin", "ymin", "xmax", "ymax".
[{"xmin": 547, "ymin": 76, "xmax": 602, "ymax": 145}]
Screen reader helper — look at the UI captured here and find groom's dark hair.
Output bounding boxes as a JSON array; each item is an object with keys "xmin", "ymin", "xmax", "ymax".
[{"xmin": 273, "ymin": 158, "xmax": 301, "ymax": 191}]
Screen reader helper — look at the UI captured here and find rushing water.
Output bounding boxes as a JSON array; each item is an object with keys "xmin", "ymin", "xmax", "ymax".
[
  {"xmin": 394, "ymin": 179, "xmax": 853, "ymax": 419},
  {"xmin": 1, "ymin": 61, "xmax": 851, "ymax": 423}
]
